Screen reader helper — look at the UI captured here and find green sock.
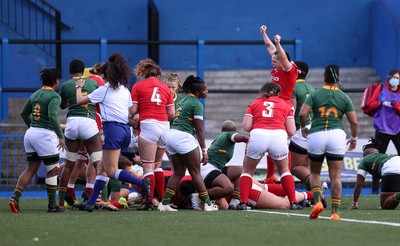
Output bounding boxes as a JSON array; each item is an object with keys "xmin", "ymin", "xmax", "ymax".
[
  {"xmin": 394, "ymin": 192, "xmax": 400, "ymax": 201},
  {"xmin": 46, "ymin": 185, "xmax": 57, "ymax": 208},
  {"xmin": 199, "ymin": 190, "xmax": 211, "ymax": 206},
  {"xmin": 331, "ymin": 197, "xmax": 341, "ymax": 214},
  {"xmin": 311, "ymin": 186, "xmax": 321, "ymax": 204},
  {"xmin": 58, "ymin": 187, "xmax": 67, "ymax": 206},
  {"xmin": 162, "ymin": 188, "xmax": 175, "ymax": 205},
  {"xmin": 100, "ymin": 184, "xmax": 109, "ymax": 202},
  {"xmin": 12, "ymin": 188, "xmax": 23, "ymax": 200},
  {"xmin": 232, "ymin": 190, "xmax": 240, "ymax": 200},
  {"xmin": 305, "ymin": 175, "xmax": 311, "ymax": 191}
]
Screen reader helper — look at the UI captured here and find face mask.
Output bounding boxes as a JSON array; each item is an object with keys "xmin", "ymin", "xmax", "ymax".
[{"xmin": 389, "ymin": 78, "xmax": 399, "ymax": 87}]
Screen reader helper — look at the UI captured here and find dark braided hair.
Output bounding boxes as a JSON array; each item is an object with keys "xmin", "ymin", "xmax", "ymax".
[
  {"xmin": 362, "ymin": 138, "xmax": 379, "ymax": 151},
  {"xmin": 324, "ymin": 64, "xmax": 340, "ymax": 85},
  {"xmin": 40, "ymin": 68, "xmax": 61, "ymax": 86},
  {"xmin": 182, "ymin": 75, "xmax": 205, "ymax": 94},
  {"xmin": 106, "ymin": 53, "xmax": 131, "ymax": 89},
  {"xmin": 362, "ymin": 137, "xmax": 380, "ymax": 157},
  {"xmin": 295, "ymin": 61, "xmax": 309, "ymax": 80},
  {"xmin": 260, "ymin": 82, "xmax": 281, "ymax": 98}
]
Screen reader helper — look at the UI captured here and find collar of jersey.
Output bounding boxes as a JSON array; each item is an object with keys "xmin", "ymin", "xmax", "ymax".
[
  {"xmin": 296, "ymin": 79, "xmax": 306, "ymax": 83},
  {"xmin": 42, "ymin": 86, "xmax": 54, "ymax": 90},
  {"xmin": 322, "ymin": 85, "xmax": 340, "ymax": 90}
]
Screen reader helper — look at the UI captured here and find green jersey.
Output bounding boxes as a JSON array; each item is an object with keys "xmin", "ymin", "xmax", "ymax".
[
  {"xmin": 357, "ymin": 153, "xmax": 393, "ymax": 179},
  {"xmin": 208, "ymin": 132, "xmax": 236, "ymax": 170},
  {"xmin": 59, "ymin": 78, "xmax": 99, "ymax": 119},
  {"xmin": 173, "ymin": 94, "xmax": 204, "ymax": 135},
  {"xmin": 20, "ymin": 87, "xmax": 64, "ymax": 139},
  {"xmin": 304, "ymin": 86, "xmax": 354, "ymax": 134},
  {"xmin": 292, "ymin": 79, "xmax": 315, "ymax": 129},
  {"xmin": 169, "ymin": 92, "xmax": 184, "ymax": 126}
]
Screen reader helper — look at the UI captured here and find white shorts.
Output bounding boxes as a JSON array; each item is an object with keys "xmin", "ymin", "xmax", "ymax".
[
  {"xmin": 382, "ymin": 156, "xmax": 400, "ymax": 175},
  {"xmin": 307, "ymin": 129, "xmax": 346, "ymax": 156},
  {"xmin": 200, "ymin": 163, "xmax": 220, "ymax": 180},
  {"xmin": 165, "ymin": 129, "xmax": 199, "ymax": 155},
  {"xmin": 64, "ymin": 117, "xmax": 99, "ymax": 141},
  {"xmin": 246, "ymin": 129, "xmax": 288, "ymax": 161},
  {"xmin": 24, "ymin": 127, "xmax": 59, "ymax": 157},
  {"xmin": 139, "ymin": 120, "xmax": 170, "ymax": 148},
  {"xmin": 290, "ymin": 125, "xmax": 310, "ymax": 150}
]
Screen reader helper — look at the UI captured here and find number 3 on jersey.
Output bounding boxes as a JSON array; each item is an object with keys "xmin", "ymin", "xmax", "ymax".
[
  {"xmin": 262, "ymin": 101, "xmax": 275, "ymax": 117},
  {"xmin": 151, "ymin": 87, "xmax": 162, "ymax": 105}
]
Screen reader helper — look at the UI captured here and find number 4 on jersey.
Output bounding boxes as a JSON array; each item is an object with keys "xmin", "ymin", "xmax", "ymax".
[{"xmin": 151, "ymin": 87, "xmax": 162, "ymax": 105}]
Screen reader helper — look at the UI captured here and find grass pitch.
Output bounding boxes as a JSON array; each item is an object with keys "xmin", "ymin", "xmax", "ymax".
[{"xmin": 0, "ymin": 195, "xmax": 399, "ymax": 246}]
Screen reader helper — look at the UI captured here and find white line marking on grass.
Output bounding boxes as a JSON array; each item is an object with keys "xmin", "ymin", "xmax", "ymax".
[{"xmin": 247, "ymin": 210, "xmax": 400, "ymax": 227}]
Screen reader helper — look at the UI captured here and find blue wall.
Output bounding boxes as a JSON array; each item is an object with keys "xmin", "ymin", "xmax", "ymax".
[
  {"xmin": 2, "ymin": 0, "xmax": 400, "ymax": 85},
  {"xmin": 43, "ymin": 0, "xmax": 373, "ymax": 74}
]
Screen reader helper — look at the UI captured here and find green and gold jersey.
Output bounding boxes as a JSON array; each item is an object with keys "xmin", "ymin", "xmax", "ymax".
[
  {"xmin": 357, "ymin": 153, "xmax": 393, "ymax": 179},
  {"xmin": 169, "ymin": 92, "xmax": 184, "ymax": 126},
  {"xmin": 304, "ymin": 86, "xmax": 354, "ymax": 134},
  {"xmin": 21, "ymin": 86, "xmax": 64, "ymax": 139},
  {"xmin": 59, "ymin": 77, "xmax": 99, "ymax": 119},
  {"xmin": 292, "ymin": 79, "xmax": 315, "ymax": 129},
  {"xmin": 208, "ymin": 131, "xmax": 236, "ymax": 170},
  {"xmin": 172, "ymin": 94, "xmax": 203, "ymax": 136}
]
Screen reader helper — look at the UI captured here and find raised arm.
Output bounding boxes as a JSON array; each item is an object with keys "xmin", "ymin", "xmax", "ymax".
[
  {"xmin": 274, "ymin": 34, "xmax": 292, "ymax": 71},
  {"xmin": 260, "ymin": 25, "xmax": 276, "ymax": 56}
]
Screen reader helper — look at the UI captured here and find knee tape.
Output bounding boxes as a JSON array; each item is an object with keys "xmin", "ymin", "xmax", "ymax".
[
  {"xmin": 65, "ymin": 150, "xmax": 78, "ymax": 162},
  {"xmin": 45, "ymin": 175, "xmax": 58, "ymax": 186},
  {"xmin": 45, "ymin": 163, "xmax": 59, "ymax": 172},
  {"xmin": 77, "ymin": 153, "xmax": 88, "ymax": 161},
  {"xmin": 89, "ymin": 151, "xmax": 102, "ymax": 163}
]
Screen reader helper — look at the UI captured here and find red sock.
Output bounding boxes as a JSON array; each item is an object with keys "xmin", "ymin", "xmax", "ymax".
[
  {"xmin": 109, "ymin": 199, "xmax": 124, "ymax": 209},
  {"xmin": 280, "ymin": 174, "xmax": 297, "ymax": 203},
  {"xmin": 144, "ymin": 173, "xmax": 155, "ymax": 202},
  {"xmin": 266, "ymin": 156, "xmax": 275, "ymax": 178},
  {"xmin": 266, "ymin": 184, "xmax": 286, "ymax": 197},
  {"xmin": 66, "ymin": 187, "xmax": 75, "ymax": 195},
  {"xmin": 84, "ymin": 187, "xmax": 93, "ymax": 197},
  {"xmin": 306, "ymin": 191, "xmax": 314, "ymax": 200},
  {"xmin": 239, "ymin": 174, "xmax": 253, "ymax": 204},
  {"xmin": 154, "ymin": 168, "xmax": 165, "ymax": 199}
]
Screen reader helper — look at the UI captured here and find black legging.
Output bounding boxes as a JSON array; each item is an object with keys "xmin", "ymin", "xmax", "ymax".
[{"xmin": 371, "ymin": 130, "xmax": 400, "ymax": 193}]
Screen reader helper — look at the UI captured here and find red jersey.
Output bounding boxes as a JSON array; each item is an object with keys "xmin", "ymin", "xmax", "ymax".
[
  {"xmin": 270, "ymin": 62, "xmax": 298, "ymax": 102},
  {"xmin": 131, "ymin": 77, "xmax": 174, "ymax": 122},
  {"xmin": 245, "ymin": 96, "xmax": 294, "ymax": 131},
  {"xmin": 88, "ymin": 75, "xmax": 105, "ymax": 130}
]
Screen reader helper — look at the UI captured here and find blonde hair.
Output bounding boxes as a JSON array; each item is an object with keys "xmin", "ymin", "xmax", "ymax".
[{"xmin": 165, "ymin": 72, "xmax": 182, "ymax": 90}]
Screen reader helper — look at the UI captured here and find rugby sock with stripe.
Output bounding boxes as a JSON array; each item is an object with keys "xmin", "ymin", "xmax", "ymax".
[
  {"xmin": 311, "ymin": 186, "xmax": 322, "ymax": 204},
  {"xmin": 87, "ymin": 175, "xmax": 108, "ymax": 205},
  {"xmin": 199, "ymin": 190, "xmax": 211, "ymax": 206},
  {"xmin": 162, "ymin": 187, "xmax": 175, "ymax": 205},
  {"xmin": 332, "ymin": 197, "xmax": 341, "ymax": 214}
]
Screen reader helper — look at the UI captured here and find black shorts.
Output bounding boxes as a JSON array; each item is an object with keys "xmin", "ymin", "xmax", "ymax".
[{"xmin": 381, "ymin": 174, "xmax": 400, "ymax": 192}]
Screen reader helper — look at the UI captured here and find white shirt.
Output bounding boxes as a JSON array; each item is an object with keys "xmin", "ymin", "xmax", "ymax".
[{"xmin": 88, "ymin": 82, "xmax": 132, "ymax": 124}]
